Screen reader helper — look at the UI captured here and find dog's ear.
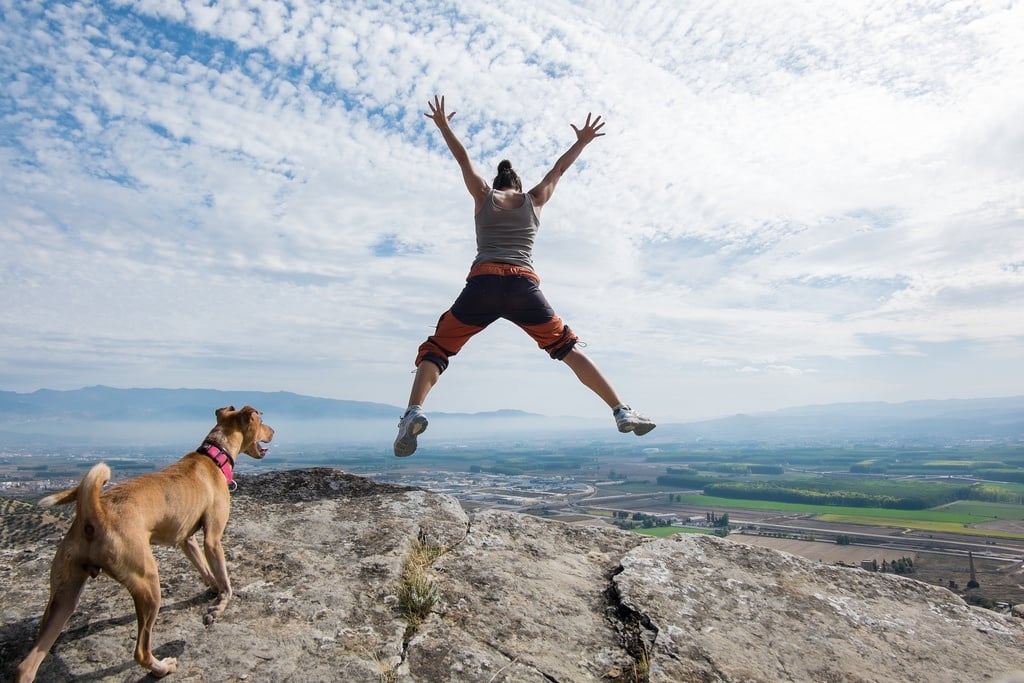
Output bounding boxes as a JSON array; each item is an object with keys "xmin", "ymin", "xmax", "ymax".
[
  {"xmin": 215, "ymin": 405, "xmax": 237, "ymax": 420},
  {"xmin": 240, "ymin": 406, "xmax": 262, "ymax": 423}
]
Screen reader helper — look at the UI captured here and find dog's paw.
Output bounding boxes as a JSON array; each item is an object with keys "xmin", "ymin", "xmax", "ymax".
[
  {"xmin": 204, "ymin": 602, "xmax": 227, "ymax": 625},
  {"xmin": 204, "ymin": 593, "xmax": 231, "ymax": 625},
  {"xmin": 150, "ymin": 656, "xmax": 178, "ymax": 678}
]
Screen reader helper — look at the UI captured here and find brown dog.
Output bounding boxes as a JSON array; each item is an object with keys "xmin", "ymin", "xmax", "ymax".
[{"xmin": 15, "ymin": 405, "xmax": 274, "ymax": 682}]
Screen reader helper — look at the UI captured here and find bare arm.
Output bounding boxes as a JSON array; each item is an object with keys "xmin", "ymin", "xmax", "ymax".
[
  {"xmin": 528, "ymin": 113, "xmax": 606, "ymax": 210},
  {"xmin": 425, "ymin": 95, "xmax": 489, "ymax": 208}
]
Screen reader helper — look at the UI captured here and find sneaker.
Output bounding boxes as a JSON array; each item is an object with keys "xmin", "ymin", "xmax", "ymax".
[
  {"xmin": 394, "ymin": 406, "xmax": 428, "ymax": 457},
  {"xmin": 614, "ymin": 405, "xmax": 656, "ymax": 436}
]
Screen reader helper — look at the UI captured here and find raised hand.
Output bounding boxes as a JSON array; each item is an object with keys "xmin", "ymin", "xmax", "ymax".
[
  {"xmin": 570, "ymin": 113, "xmax": 606, "ymax": 144},
  {"xmin": 425, "ymin": 95, "xmax": 456, "ymax": 128}
]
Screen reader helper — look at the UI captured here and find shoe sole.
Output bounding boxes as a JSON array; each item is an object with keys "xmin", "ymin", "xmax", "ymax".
[
  {"xmin": 632, "ymin": 422, "xmax": 656, "ymax": 436},
  {"xmin": 618, "ymin": 421, "xmax": 656, "ymax": 436},
  {"xmin": 394, "ymin": 416, "xmax": 428, "ymax": 457}
]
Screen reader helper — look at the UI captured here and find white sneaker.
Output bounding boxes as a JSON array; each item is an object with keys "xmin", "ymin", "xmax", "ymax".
[
  {"xmin": 614, "ymin": 405, "xmax": 656, "ymax": 436},
  {"xmin": 394, "ymin": 406, "xmax": 428, "ymax": 457}
]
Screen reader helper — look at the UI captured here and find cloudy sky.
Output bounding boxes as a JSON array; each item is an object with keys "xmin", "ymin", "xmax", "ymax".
[{"xmin": 1, "ymin": 0, "xmax": 1022, "ymax": 423}]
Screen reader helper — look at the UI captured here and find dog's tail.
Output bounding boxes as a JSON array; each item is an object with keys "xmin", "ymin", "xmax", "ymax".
[{"xmin": 39, "ymin": 463, "xmax": 111, "ymax": 525}]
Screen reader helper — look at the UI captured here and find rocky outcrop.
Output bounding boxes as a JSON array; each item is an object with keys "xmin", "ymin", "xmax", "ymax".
[
  {"xmin": 1, "ymin": 468, "xmax": 1022, "ymax": 682},
  {"xmin": 615, "ymin": 535, "xmax": 1024, "ymax": 682}
]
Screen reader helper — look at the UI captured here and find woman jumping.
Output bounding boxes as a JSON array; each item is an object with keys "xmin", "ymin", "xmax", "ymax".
[{"xmin": 394, "ymin": 95, "xmax": 655, "ymax": 457}]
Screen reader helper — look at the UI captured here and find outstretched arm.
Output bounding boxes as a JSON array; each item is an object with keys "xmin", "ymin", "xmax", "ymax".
[
  {"xmin": 425, "ymin": 95, "xmax": 489, "ymax": 207},
  {"xmin": 528, "ymin": 113, "xmax": 606, "ymax": 210}
]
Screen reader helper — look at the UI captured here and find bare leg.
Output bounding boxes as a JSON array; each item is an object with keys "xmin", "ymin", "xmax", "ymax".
[
  {"xmin": 561, "ymin": 348, "xmax": 622, "ymax": 409},
  {"xmin": 407, "ymin": 361, "xmax": 441, "ymax": 407},
  {"xmin": 395, "ymin": 362, "xmax": 438, "ymax": 457}
]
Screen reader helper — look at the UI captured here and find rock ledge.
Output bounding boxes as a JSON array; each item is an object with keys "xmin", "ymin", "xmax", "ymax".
[{"xmin": 1, "ymin": 468, "xmax": 1022, "ymax": 682}]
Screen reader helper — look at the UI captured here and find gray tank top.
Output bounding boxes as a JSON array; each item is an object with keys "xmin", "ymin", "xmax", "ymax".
[{"xmin": 472, "ymin": 189, "xmax": 540, "ymax": 270}]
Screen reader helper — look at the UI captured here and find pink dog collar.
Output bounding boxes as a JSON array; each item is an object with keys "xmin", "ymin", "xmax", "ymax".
[{"xmin": 197, "ymin": 442, "xmax": 235, "ymax": 485}]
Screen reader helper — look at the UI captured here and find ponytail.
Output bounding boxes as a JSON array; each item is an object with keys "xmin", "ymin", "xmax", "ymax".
[{"xmin": 493, "ymin": 159, "xmax": 522, "ymax": 191}]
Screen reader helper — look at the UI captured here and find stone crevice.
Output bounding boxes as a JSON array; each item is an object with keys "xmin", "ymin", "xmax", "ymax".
[
  {"xmin": 396, "ymin": 517, "xmax": 471, "ymax": 666},
  {"xmin": 604, "ymin": 566, "xmax": 658, "ymax": 683}
]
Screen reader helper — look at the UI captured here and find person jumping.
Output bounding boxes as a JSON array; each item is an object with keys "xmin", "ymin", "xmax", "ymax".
[{"xmin": 394, "ymin": 95, "xmax": 655, "ymax": 457}]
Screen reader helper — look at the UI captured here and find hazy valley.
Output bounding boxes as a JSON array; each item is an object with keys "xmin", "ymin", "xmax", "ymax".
[{"xmin": 3, "ymin": 387, "xmax": 1024, "ymax": 609}]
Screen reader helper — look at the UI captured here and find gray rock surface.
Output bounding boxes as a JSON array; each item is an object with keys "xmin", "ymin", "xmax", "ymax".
[
  {"xmin": 1, "ymin": 468, "xmax": 1022, "ymax": 682},
  {"xmin": 407, "ymin": 509, "xmax": 647, "ymax": 682},
  {"xmin": 616, "ymin": 534, "xmax": 1024, "ymax": 682}
]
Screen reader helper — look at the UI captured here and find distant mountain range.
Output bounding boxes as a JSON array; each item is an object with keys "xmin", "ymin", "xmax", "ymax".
[
  {"xmin": 0, "ymin": 386, "xmax": 1021, "ymax": 447},
  {"xmin": 0, "ymin": 386, "xmax": 399, "ymax": 421},
  {"xmin": 674, "ymin": 396, "xmax": 1024, "ymax": 444},
  {"xmin": 0, "ymin": 386, "xmax": 560, "ymax": 447}
]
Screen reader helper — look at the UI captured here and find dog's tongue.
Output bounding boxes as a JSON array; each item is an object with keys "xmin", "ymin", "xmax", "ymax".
[{"xmin": 259, "ymin": 444, "xmax": 269, "ymax": 456}]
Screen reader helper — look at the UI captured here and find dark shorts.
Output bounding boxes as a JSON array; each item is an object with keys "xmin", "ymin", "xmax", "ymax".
[{"xmin": 416, "ymin": 263, "xmax": 579, "ymax": 373}]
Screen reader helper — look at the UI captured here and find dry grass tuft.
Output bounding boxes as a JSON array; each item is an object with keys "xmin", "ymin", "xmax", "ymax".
[{"xmin": 397, "ymin": 536, "xmax": 446, "ymax": 628}]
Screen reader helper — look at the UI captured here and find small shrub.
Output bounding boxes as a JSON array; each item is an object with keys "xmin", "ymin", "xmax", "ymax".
[
  {"xmin": 398, "ymin": 573, "xmax": 439, "ymax": 625},
  {"xmin": 397, "ymin": 537, "xmax": 446, "ymax": 628}
]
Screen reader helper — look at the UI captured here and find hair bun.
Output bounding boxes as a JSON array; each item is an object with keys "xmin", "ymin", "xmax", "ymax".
[{"xmin": 497, "ymin": 159, "xmax": 513, "ymax": 173}]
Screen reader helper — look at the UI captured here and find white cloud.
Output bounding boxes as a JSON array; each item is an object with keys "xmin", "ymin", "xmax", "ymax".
[{"xmin": 1, "ymin": 0, "xmax": 1022, "ymax": 422}]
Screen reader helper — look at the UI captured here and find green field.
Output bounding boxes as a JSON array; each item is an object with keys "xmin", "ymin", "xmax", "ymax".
[
  {"xmin": 816, "ymin": 514, "xmax": 1024, "ymax": 540},
  {"xmin": 598, "ymin": 482, "xmax": 681, "ymax": 494},
  {"xmin": 985, "ymin": 482, "xmax": 1024, "ymax": 494},
  {"xmin": 939, "ymin": 500, "xmax": 1024, "ymax": 520},
  {"xmin": 674, "ymin": 493, "xmax": 1024, "ymax": 540},
  {"xmin": 634, "ymin": 526, "xmax": 712, "ymax": 538},
  {"xmin": 674, "ymin": 493, "xmax": 866, "ymax": 515}
]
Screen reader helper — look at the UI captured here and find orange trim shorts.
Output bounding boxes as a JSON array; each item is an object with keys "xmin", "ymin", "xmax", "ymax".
[{"xmin": 416, "ymin": 262, "xmax": 579, "ymax": 373}]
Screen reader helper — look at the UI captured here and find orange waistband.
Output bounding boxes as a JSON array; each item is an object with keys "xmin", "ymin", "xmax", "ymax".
[{"xmin": 466, "ymin": 262, "xmax": 540, "ymax": 282}]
